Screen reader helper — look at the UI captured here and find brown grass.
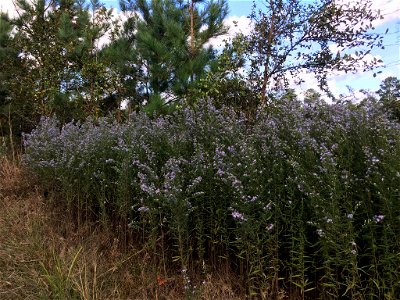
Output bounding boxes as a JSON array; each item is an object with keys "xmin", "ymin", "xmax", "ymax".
[{"xmin": 0, "ymin": 157, "xmax": 243, "ymax": 299}]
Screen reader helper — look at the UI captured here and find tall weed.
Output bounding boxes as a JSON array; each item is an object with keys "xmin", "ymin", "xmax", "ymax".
[{"xmin": 23, "ymin": 99, "xmax": 400, "ymax": 298}]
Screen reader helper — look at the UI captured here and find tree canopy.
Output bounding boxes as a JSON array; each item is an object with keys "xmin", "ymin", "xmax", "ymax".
[
  {"xmin": 377, "ymin": 76, "xmax": 400, "ymax": 121},
  {"xmin": 244, "ymin": 0, "xmax": 385, "ymax": 104},
  {"xmin": 0, "ymin": 0, "xmax": 392, "ymax": 140},
  {"xmin": 117, "ymin": 0, "xmax": 228, "ymax": 108}
]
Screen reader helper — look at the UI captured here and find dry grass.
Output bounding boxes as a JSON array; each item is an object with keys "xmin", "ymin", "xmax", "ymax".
[
  {"xmin": 0, "ymin": 157, "xmax": 47, "ymax": 299},
  {"xmin": 0, "ymin": 157, "xmax": 244, "ymax": 299}
]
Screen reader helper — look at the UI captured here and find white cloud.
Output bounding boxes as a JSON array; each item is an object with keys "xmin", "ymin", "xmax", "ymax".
[
  {"xmin": 335, "ymin": 0, "xmax": 400, "ymax": 27},
  {"xmin": 329, "ymin": 43, "xmax": 345, "ymax": 54},
  {"xmin": 287, "ymin": 70, "xmax": 331, "ymax": 101},
  {"xmin": 0, "ymin": 1, "xmax": 126, "ymax": 49},
  {"xmin": 0, "ymin": 0, "xmax": 18, "ymax": 18},
  {"xmin": 96, "ymin": 8, "xmax": 130, "ymax": 49},
  {"xmin": 376, "ymin": 70, "xmax": 397, "ymax": 81},
  {"xmin": 367, "ymin": 0, "xmax": 399, "ymax": 26},
  {"xmin": 206, "ymin": 15, "xmax": 253, "ymax": 49},
  {"xmin": 287, "ymin": 56, "xmax": 384, "ymax": 103}
]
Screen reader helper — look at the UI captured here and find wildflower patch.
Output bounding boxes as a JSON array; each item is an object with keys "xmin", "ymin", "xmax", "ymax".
[{"xmin": 23, "ymin": 100, "xmax": 400, "ymax": 298}]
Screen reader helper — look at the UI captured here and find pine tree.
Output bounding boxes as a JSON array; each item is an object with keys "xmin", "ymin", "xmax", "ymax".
[
  {"xmin": 100, "ymin": 11, "xmax": 142, "ymax": 110},
  {"xmin": 119, "ymin": 0, "xmax": 228, "ymax": 108}
]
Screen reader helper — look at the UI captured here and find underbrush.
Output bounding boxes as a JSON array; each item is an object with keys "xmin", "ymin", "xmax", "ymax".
[
  {"xmin": 0, "ymin": 157, "xmax": 242, "ymax": 299},
  {"xmin": 23, "ymin": 99, "xmax": 400, "ymax": 298}
]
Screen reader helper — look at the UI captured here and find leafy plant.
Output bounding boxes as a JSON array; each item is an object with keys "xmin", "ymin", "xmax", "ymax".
[{"xmin": 24, "ymin": 99, "xmax": 400, "ymax": 298}]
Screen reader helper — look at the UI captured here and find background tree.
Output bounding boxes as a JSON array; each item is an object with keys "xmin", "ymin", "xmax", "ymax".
[
  {"xmin": 56, "ymin": 0, "xmax": 123, "ymax": 118},
  {"xmin": 6, "ymin": 0, "xmax": 66, "ymax": 132},
  {"xmin": 377, "ymin": 76, "xmax": 400, "ymax": 121},
  {"xmin": 4, "ymin": 0, "xmax": 121, "ymax": 133},
  {"xmin": 119, "ymin": 0, "xmax": 228, "ymax": 110},
  {"xmin": 188, "ymin": 34, "xmax": 259, "ymax": 114},
  {"xmin": 303, "ymin": 88, "xmax": 324, "ymax": 106},
  {"xmin": 0, "ymin": 13, "xmax": 13, "ymax": 108},
  {"xmin": 73, "ymin": 0, "xmax": 123, "ymax": 117},
  {"xmin": 101, "ymin": 10, "xmax": 144, "ymax": 111},
  {"xmin": 244, "ymin": 0, "xmax": 385, "ymax": 105},
  {"xmin": 0, "ymin": 12, "xmax": 18, "ymax": 154}
]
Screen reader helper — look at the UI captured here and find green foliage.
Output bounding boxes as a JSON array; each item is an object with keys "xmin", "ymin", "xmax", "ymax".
[
  {"xmin": 24, "ymin": 100, "xmax": 400, "ymax": 298},
  {"xmin": 376, "ymin": 76, "xmax": 400, "ymax": 121},
  {"xmin": 0, "ymin": 0, "xmax": 230, "ymax": 118},
  {"xmin": 2, "ymin": 0, "xmax": 122, "ymax": 136},
  {"xmin": 244, "ymin": 0, "xmax": 385, "ymax": 104},
  {"xmin": 303, "ymin": 88, "xmax": 324, "ymax": 106},
  {"xmin": 119, "ymin": 0, "xmax": 228, "ymax": 105},
  {"xmin": 101, "ymin": 32, "xmax": 142, "ymax": 110},
  {"xmin": 40, "ymin": 247, "xmax": 82, "ymax": 300},
  {"xmin": 143, "ymin": 93, "xmax": 178, "ymax": 116},
  {"xmin": 0, "ymin": 13, "xmax": 13, "ymax": 103},
  {"xmin": 0, "ymin": 12, "xmax": 16, "ymax": 145},
  {"xmin": 0, "ymin": 0, "xmax": 393, "ymax": 138},
  {"xmin": 188, "ymin": 35, "xmax": 260, "ymax": 114}
]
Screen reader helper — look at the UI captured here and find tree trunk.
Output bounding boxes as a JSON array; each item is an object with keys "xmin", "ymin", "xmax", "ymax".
[
  {"xmin": 260, "ymin": 0, "xmax": 276, "ymax": 106},
  {"xmin": 189, "ymin": 0, "xmax": 195, "ymax": 56}
]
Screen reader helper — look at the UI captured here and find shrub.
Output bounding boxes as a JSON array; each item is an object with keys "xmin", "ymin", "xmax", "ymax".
[{"xmin": 23, "ymin": 99, "xmax": 400, "ymax": 298}]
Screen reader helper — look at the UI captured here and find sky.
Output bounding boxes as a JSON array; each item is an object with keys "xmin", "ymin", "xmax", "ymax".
[
  {"xmin": 1, "ymin": 0, "xmax": 399, "ymax": 99},
  {"xmin": 211, "ymin": 0, "xmax": 400, "ymax": 99}
]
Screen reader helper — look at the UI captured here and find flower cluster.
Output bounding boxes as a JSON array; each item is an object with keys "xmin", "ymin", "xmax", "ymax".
[{"xmin": 23, "ymin": 99, "xmax": 400, "ymax": 297}]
